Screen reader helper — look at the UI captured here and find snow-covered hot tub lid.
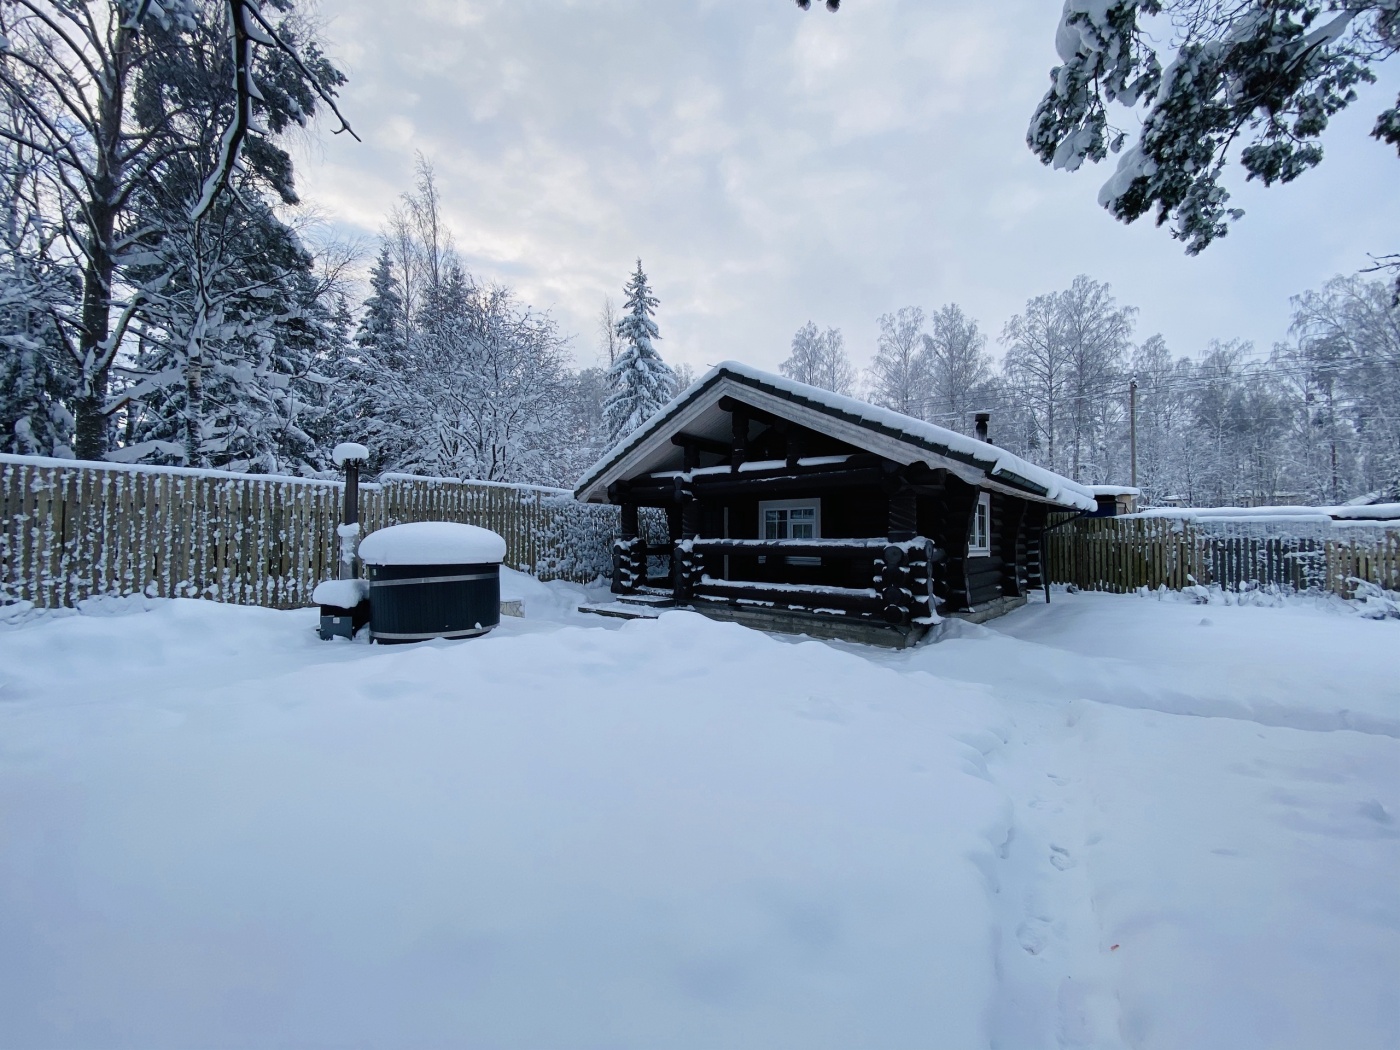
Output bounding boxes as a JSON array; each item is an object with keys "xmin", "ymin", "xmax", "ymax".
[{"xmin": 358, "ymin": 522, "xmax": 507, "ymax": 566}]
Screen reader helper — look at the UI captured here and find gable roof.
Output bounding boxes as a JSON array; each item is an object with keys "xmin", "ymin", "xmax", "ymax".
[{"xmin": 574, "ymin": 361, "xmax": 1097, "ymax": 511}]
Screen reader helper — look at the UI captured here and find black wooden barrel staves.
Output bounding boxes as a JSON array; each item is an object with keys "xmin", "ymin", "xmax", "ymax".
[{"xmin": 358, "ymin": 522, "xmax": 507, "ymax": 644}]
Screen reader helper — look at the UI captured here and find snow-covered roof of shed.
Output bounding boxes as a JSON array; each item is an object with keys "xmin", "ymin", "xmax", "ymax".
[
  {"xmin": 1087, "ymin": 485, "xmax": 1140, "ymax": 497},
  {"xmin": 574, "ymin": 361, "xmax": 1097, "ymax": 511},
  {"xmin": 359, "ymin": 522, "xmax": 507, "ymax": 566}
]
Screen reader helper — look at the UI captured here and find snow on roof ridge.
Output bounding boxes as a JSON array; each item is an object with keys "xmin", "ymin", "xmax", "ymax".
[
  {"xmin": 714, "ymin": 361, "xmax": 1097, "ymax": 509},
  {"xmin": 576, "ymin": 361, "xmax": 1097, "ymax": 510}
]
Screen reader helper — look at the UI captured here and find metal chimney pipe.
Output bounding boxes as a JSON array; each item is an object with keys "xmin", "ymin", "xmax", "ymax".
[
  {"xmin": 974, "ymin": 412, "xmax": 991, "ymax": 443},
  {"xmin": 333, "ymin": 443, "xmax": 370, "ymax": 580}
]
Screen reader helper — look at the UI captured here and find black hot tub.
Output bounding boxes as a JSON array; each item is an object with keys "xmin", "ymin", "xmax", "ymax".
[{"xmin": 358, "ymin": 522, "xmax": 507, "ymax": 643}]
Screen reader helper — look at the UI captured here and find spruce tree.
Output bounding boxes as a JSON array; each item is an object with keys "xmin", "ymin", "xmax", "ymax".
[
  {"xmin": 604, "ymin": 260, "xmax": 676, "ymax": 444},
  {"xmin": 356, "ymin": 247, "xmax": 407, "ymax": 363}
]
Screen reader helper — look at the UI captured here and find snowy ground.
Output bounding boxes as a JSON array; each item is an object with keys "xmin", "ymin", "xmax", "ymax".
[{"xmin": 1, "ymin": 574, "xmax": 1396, "ymax": 1049}]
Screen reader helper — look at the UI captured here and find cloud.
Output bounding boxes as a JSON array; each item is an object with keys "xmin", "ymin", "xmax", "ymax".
[{"xmin": 294, "ymin": 0, "xmax": 1400, "ymax": 374}]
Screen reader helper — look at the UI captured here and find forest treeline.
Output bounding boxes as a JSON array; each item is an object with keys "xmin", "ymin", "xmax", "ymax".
[
  {"xmin": 1, "ymin": 2, "xmax": 1395, "ymax": 507},
  {"xmin": 802, "ymin": 275, "xmax": 1400, "ymax": 507}
]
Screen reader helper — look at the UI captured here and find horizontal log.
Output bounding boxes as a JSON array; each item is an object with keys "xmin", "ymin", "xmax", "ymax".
[
  {"xmin": 967, "ymin": 566, "xmax": 1006, "ymax": 587},
  {"xmin": 689, "ymin": 537, "xmax": 888, "ymax": 559},
  {"xmin": 964, "ymin": 554, "xmax": 1004, "ymax": 569},
  {"xmin": 625, "ymin": 469, "xmax": 887, "ymax": 503},
  {"xmin": 717, "ymin": 395, "xmax": 780, "ymax": 424},
  {"xmin": 639, "ymin": 454, "xmax": 884, "ymax": 484},
  {"xmin": 671, "ymin": 432, "xmax": 731, "ymax": 456},
  {"xmin": 693, "ymin": 577, "xmax": 884, "ymax": 614}
]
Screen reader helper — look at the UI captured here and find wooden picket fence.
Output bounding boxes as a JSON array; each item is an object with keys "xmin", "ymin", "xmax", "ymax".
[
  {"xmin": 0, "ymin": 455, "xmax": 621, "ymax": 610},
  {"xmin": 9, "ymin": 453, "xmax": 1398, "ymax": 612},
  {"xmin": 1046, "ymin": 514, "xmax": 1400, "ymax": 597}
]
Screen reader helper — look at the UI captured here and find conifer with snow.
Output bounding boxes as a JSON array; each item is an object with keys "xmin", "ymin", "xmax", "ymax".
[{"xmin": 604, "ymin": 260, "xmax": 677, "ymax": 444}]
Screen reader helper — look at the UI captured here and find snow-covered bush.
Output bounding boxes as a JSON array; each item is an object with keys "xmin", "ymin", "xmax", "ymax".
[
  {"xmin": 1351, "ymin": 579, "xmax": 1400, "ymax": 619},
  {"xmin": 532, "ymin": 494, "xmax": 621, "ymax": 582}
]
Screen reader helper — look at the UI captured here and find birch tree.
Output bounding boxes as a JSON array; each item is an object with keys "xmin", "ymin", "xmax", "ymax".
[
  {"xmin": 923, "ymin": 304, "xmax": 995, "ymax": 434},
  {"xmin": 781, "ymin": 321, "xmax": 855, "ymax": 395},
  {"xmin": 867, "ymin": 306, "xmax": 931, "ymax": 417}
]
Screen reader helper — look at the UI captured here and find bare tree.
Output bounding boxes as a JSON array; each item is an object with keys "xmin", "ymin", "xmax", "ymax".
[
  {"xmin": 923, "ymin": 304, "xmax": 994, "ymax": 433},
  {"xmin": 598, "ymin": 295, "xmax": 620, "ymax": 365},
  {"xmin": 866, "ymin": 307, "xmax": 930, "ymax": 416},
  {"xmin": 781, "ymin": 321, "xmax": 855, "ymax": 395},
  {"xmin": 1003, "ymin": 294, "xmax": 1071, "ymax": 473},
  {"xmin": 385, "ymin": 154, "xmax": 455, "ymax": 342},
  {"xmin": 1058, "ymin": 276, "xmax": 1134, "ymax": 480}
]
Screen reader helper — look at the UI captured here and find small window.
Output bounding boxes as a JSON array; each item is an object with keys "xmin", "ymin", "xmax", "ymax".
[
  {"xmin": 758, "ymin": 499, "xmax": 820, "ymax": 565},
  {"xmin": 968, "ymin": 492, "xmax": 991, "ymax": 556}
]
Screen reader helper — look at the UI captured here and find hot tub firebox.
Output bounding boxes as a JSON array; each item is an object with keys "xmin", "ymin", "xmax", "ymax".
[{"xmin": 358, "ymin": 522, "xmax": 508, "ymax": 643}]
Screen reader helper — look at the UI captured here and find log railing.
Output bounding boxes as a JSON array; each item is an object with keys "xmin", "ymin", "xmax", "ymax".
[{"xmin": 668, "ymin": 536, "xmax": 943, "ymax": 625}]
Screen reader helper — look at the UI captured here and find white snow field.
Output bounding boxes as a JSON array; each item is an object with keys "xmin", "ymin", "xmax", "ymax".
[{"xmin": 1, "ymin": 575, "xmax": 1396, "ymax": 1049}]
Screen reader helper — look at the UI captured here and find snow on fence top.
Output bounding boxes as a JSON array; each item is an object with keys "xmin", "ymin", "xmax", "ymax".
[
  {"xmin": 377, "ymin": 472, "xmax": 574, "ymax": 496},
  {"xmin": 1130, "ymin": 503, "xmax": 1400, "ymax": 527},
  {"xmin": 0, "ymin": 452, "xmax": 360, "ymax": 489},
  {"xmin": 358, "ymin": 522, "xmax": 507, "ymax": 566}
]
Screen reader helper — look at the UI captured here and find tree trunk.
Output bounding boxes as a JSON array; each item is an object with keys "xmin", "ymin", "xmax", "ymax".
[
  {"xmin": 72, "ymin": 26, "xmax": 135, "ymax": 462},
  {"xmin": 73, "ymin": 228, "xmax": 115, "ymax": 460}
]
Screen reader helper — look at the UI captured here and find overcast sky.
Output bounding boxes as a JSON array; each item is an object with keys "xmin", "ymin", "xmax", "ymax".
[{"xmin": 293, "ymin": 0, "xmax": 1400, "ymax": 379}]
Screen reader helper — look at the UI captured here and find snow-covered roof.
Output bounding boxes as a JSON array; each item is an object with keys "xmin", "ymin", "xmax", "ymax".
[
  {"xmin": 1087, "ymin": 485, "xmax": 1140, "ymax": 498},
  {"xmin": 574, "ymin": 361, "xmax": 1097, "ymax": 511},
  {"xmin": 359, "ymin": 522, "xmax": 507, "ymax": 566},
  {"xmin": 1330, "ymin": 503, "xmax": 1400, "ymax": 521}
]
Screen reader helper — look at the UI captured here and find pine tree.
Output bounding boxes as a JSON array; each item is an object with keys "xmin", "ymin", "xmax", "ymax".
[
  {"xmin": 1028, "ymin": 2, "xmax": 1396, "ymax": 257},
  {"xmin": 345, "ymin": 246, "xmax": 412, "ymax": 471},
  {"xmin": 356, "ymin": 247, "xmax": 408, "ymax": 362},
  {"xmin": 0, "ymin": 158, "xmax": 79, "ymax": 457},
  {"xmin": 604, "ymin": 260, "xmax": 676, "ymax": 443}
]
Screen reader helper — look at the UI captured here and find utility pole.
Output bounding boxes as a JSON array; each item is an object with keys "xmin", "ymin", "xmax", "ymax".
[{"xmin": 1129, "ymin": 376, "xmax": 1138, "ymax": 489}]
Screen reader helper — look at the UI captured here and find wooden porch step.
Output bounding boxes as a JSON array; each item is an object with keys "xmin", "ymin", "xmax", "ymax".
[{"xmin": 578, "ymin": 601, "xmax": 665, "ymax": 621}]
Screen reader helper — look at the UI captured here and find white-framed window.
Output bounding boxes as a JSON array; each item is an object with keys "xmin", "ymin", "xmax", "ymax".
[
  {"xmin": 758, "ymin": 498, "xmax": 820, "ymax": 565},
  {"xmin": 968, "ymin": 492, "xmax": 992, "ymax": 556}
]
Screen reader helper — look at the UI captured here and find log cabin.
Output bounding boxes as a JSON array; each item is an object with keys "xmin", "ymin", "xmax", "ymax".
[{"xmin": 574, "ymin": 362, "xmax": 1097, "ymax": 646}]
